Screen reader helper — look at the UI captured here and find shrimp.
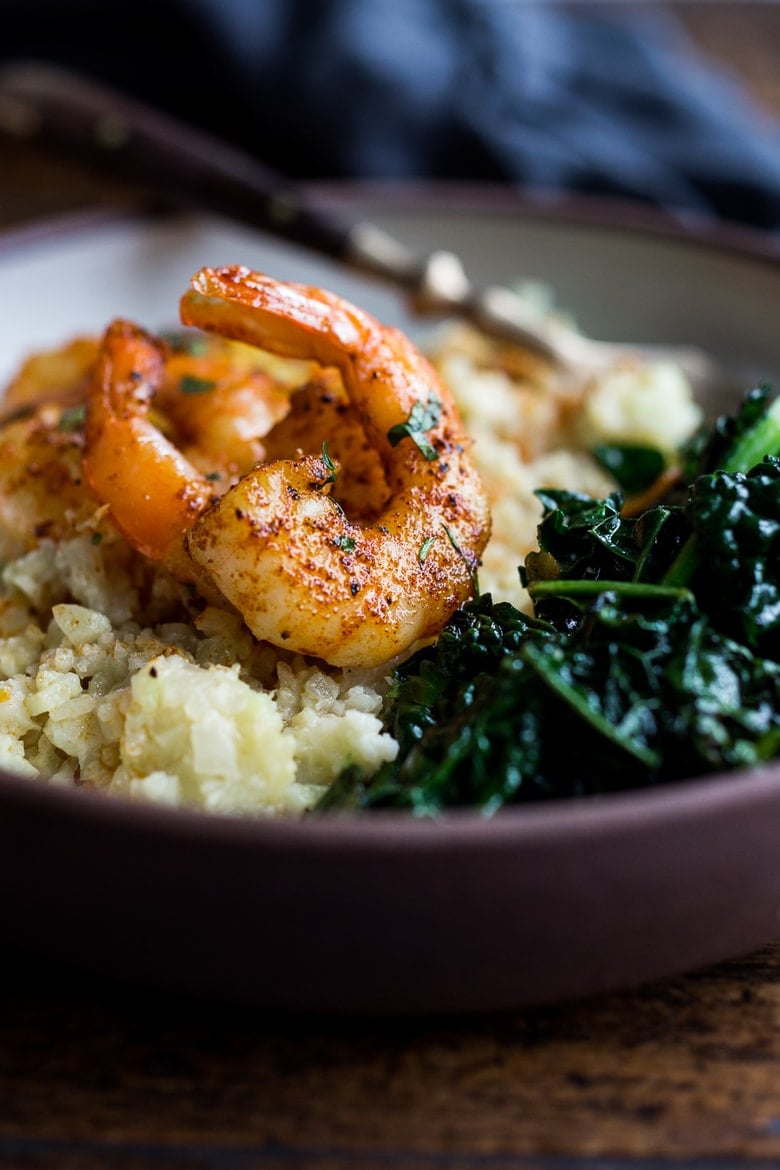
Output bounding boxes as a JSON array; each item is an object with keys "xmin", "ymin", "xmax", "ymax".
[
  {"xmin": 180, "ymin": 266, "xmax": 491, "ymax": 668},
  {"xmin": 0, "ymin": 402, "xmax": 96, "ymax": 563},
  {"xmin": 261, "ymin": 369, "xmax": 390, "ymax": 519},
  {"xmin": 156, "ymin": 342, "xmax": 289, "ymax": 479},
  {"xmin": 1, "ymin": 336, "xmax": 99, "ymax": 418},
  {"xmin": 81, "ymin": 319, "xmax": 217, "ymax": 584},
  {"xmin": 0, "ymin": 336, "xmax": 101, "ymax": 557},
  {"xmin": 81, "ymin": 320, "xmax": 291, "ymax": 586}
]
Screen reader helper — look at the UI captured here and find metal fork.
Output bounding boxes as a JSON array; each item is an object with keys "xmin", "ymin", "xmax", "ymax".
[{"xmin": 0, "ymin": 60, "xmax": 726, "ymax": 394}]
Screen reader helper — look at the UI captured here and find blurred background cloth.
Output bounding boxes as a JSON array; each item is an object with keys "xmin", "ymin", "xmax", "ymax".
[{"xmin": 2, "ymin": 0, "xmax": 780, "ymax": 231}]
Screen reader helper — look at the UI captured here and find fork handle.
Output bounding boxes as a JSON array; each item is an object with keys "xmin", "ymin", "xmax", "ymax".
[
  {"xmin": 0, "ymin": 61, "xmax": 421, "ymax": 282},
  {"xmin": 0, "ymin": 61, "xmax": 584, "ymax": 362}
]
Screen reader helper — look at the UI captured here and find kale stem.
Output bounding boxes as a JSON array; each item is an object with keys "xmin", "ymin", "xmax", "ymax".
[
  {"xmin": 661, "ymin": 536, "xmax": 699, "ymax": 589},
  {"xmin": 529, "ymin": 579, "xmax": 693, "ymax": 602},
  {"xmin": 521, "ymin": 642, "xmax": 661, "ymax": 767},
  {"xmin": 723, "ymin": 393, "xmax": 780, "ymax": 473}
]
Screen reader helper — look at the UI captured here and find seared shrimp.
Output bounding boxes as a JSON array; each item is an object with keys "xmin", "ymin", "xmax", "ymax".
[
  {"xmin": 81, "ymin": 320, "xmax": 291, "ymax": 585},
  {"xmin": 261, "ymin": 369, "xmax": 390, "ymax": 519},
  {"xmin": 0, "ymin": 402, "xmax": 96, "ymax": 562},
  {"xmin": 181, "ymin": 266, "xmax": 491, "ymax": 668},
  {"xmin": 1, "ymin": 337, "xmax": 99, "ymax": 418},
  {"xmin": 0, "ymin": 337, "xmax": 101, "ymax": 557},
  {"xmin": 156, "ymin": 343, "xmax": 288, "ymax": 479},
  {"xmin": 81, "ymin": 319, "xmax": 217, "ymax": 583}
]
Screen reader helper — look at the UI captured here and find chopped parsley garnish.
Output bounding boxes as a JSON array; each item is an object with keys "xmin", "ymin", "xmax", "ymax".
[
  {"xmin": 442, "ymin": 524, "xmax": 476, "ymax": 584},
  {"xmin": 387, "ymin": 392, "xmax": 442, "ymax": 461},
  {"xmin": 206, "ymin": 471, "xmax": 222, "ymax": 482},
  {"xmin": 161, "ymin": 331, "xmax": 210, "ymax": 356},
  {"xmin": 179, "ymin": 375, "xmax": 217, "ymax": 395},
  {"xmin": 90, "ymin": 532, "xmax": 103, "ymax": 546},
  {"xmin": 58, "ymin": 404, "xmax": 86, "ymax": 432},
  {"xmin": 418, "ymin": 536, "xmax": 436, "ymax": 564},
  {"xmin": 335, "ymin": 535, "xmax": 356, "ymax": 552},
  {"xmin": 321, "ymin": 442, "xmax": 337, "ymax": 485}
]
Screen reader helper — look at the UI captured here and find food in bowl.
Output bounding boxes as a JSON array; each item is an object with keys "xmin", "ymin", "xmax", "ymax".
[
  {"xmin": 329, "ymin": 383, "xmax": 780, "ymax": 813},
  {"xmin": 0, "ymin": 266, "xmax": 776, "ymax": 815}
]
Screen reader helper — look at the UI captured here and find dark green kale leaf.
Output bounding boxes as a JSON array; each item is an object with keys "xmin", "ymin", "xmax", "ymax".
[
  {"xmin": 682, "ymin": 384, "xmax": 780, "ymax": 478},
  {"xmin": 320, "ymin": 589, "xmax": 780, "ymax": 813},
  {"xmin": 687, "ymin": 458, "xmax": 780, "ymax": 656},
  {"xmin": 381, "ymin": 593, "xmax": 551, "ymax": 760},
  {"xmin": 591, "ymin": 443, "xmax": 666, "ymax": 494},
  {"xmin": 521, "ymin": 491, "xmax": 688, "ymax": 632},
  {"xmin": 525, "ymin": 490, "xmax": 689, "ymax": 587},
  {"xmin": 317, "ymin": 596, "xmax": 552, "ymax": 813},
  {"xmin": 319, "ymin": 387, "xmax": 780, "ymax": 814},
  {"xmin": 525, "ymin": 489, "xmax": 628, "ymax": 581}
]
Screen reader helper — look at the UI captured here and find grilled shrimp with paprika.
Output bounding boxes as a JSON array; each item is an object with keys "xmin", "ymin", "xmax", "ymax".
[
  {"xmin": 81, "ymin": 319, "xmax": 217, "ymax": 584},
  {"xmin": 81, "ymin": 320, "xmax": 289, "ymax": 584},
  {"xmin": 180, "ymin": 266, "xmax": 491, "ymax": 668},
  {"xmin": 0, "ymin": 402, "xmax": 96, "ymax": 563}
]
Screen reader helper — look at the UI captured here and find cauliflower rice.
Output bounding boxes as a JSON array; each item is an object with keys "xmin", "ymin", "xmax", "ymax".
[{"xmin": 0, "ymin": 309, "xmax": 702, "ymax": 816}]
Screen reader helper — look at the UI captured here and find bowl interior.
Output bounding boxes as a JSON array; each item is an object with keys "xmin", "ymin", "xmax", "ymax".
[{"xmin": 0, "ymin": 195, "xmax": 778, "ymax": 1011}]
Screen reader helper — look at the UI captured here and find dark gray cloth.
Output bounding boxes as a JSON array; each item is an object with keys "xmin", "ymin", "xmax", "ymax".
[{"xmin": 3, "ymin": 0, "xmax": 780, "ymax": 229}]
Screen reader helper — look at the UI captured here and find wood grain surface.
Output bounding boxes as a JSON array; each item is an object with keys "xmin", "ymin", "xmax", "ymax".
[
  {"xmin": 0, "ymin": 5, "xmax": 779, "ymax": 1168},
  {"xmin": 3, "ymin": 945, "xmax": 780, "ymax": 1167}
]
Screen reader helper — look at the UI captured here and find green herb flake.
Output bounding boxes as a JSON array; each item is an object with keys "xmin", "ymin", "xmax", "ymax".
[
  {"xmin": 206, "ymin": 471, "xmax": 222, "ymax": 482},
  {"xmin": 336, "ymin": 535, "xmax": 356, "ymax": 552},
  {"xmin": 58, "ymin": 404, "xmax": 87, "ymax": 432},
  {"xmin": 321, "ymin": 442, "xmax": 338, "ymax": 485},
  {"xmin": 387, "ymin": 392, "xmax": 441, "ymax": 461},
  {"xmin": 418, "ymin": 536, "xmax": 436, "ymax": 564},
  {"xmin": 179, "ymin": 375, "xmax": 217, "ymax": 396},
  {"xmin": 161, "ymin": 331, "xmax": 210, "ymax": 356},
  {"xmin": 90, "ymin": 532, "xmax": 103, "ymax": 546},
  {"xmin": 442, "ymin": 524, "xmax": 480, "ymax": 592}
]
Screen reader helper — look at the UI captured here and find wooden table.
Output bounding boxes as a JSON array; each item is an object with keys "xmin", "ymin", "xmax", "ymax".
[
  {"xmin": 3, "ymin": 944, "xmax": 780, "ymax": 1167},
  {"xmin": 1, "ymin": 5, "xmax": 779, "ymax": 1167}
]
